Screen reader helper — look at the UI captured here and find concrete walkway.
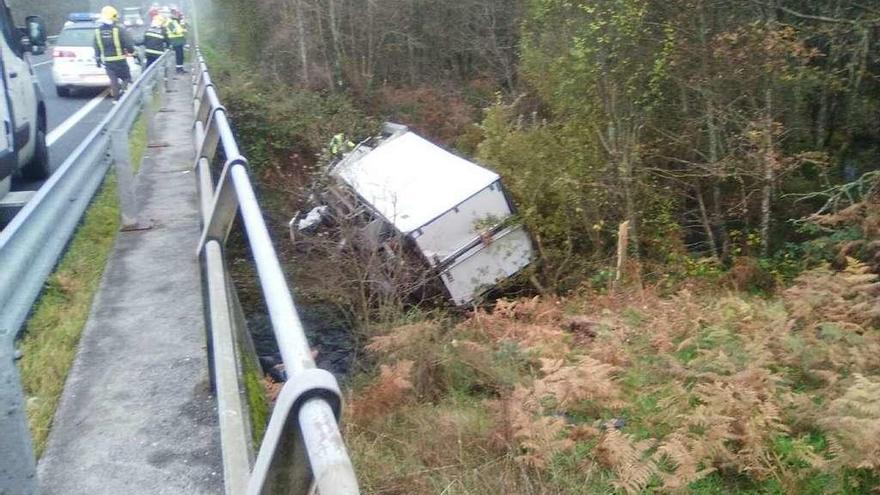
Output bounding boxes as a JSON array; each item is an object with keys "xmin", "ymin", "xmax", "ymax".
[{"xmin": 37, "ymin": 74, "xmax": 222, "ymax": 494}]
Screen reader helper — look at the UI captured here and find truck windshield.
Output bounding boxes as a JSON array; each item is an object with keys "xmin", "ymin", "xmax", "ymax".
[{"xmin": 57, "ymin": 27, "xmax": 96, "ymax": 47}]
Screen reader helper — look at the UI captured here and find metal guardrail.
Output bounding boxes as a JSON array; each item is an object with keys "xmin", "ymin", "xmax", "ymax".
[
  {"xmin": 0, "ymin": 51, "xmax": 173, "ymax": 493},
  {"xmin": 190, "ymin": 51, "xmax": 360, "ymax": 494}
]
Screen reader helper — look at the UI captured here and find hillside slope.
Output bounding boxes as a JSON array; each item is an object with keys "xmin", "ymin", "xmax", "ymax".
[{"xmin": 346, "ymin": 262, "xmax": 880, "ymax": 494}]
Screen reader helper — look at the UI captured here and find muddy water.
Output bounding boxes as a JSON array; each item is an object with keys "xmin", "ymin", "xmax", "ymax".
[{"xmin": 247, "ymin": 303, "xmax": 354, "ymax": 381}]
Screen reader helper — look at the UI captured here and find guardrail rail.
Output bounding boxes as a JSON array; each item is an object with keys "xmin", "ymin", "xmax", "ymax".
[
  {"xmin": 191, "ymin": 49, "xmax": 360, "ymax": 494},
  {"xmin": 0, "ymin": 51, "xmax": 173, "ymax": 494}
]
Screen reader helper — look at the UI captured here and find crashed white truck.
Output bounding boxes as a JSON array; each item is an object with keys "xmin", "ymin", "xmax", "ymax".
[{"xmin": 292, "ymin": 123, "xmax": 534, "ymax": 306}]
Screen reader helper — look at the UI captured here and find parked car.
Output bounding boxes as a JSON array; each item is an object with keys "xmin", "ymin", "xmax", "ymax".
[
  {"xmin": 0, "ymin": 0, "xmax": 49, "ymax": 200},
  {"xmin": 122, "ymin": 7, "xmax": 146, "ymax": 45},
  {"xmin": 122, "ymin": 7, "xmax": 144, "ymax": 27},
  {"xmin": 51, "ymin": 13, "xmax": 143, "ymax": 97}
]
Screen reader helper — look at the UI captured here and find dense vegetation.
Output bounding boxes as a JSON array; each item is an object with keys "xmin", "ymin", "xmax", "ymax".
[
  {"xmin": 205, "ymin": 0, "xmax": 880, "ymax": 289},
  {"xmin": 199, "ymin": 0, "xmax": 880, "ymax": 492},
  {"xmin": 349, "ymin": 263, "xmax": 880, "ymax": 493}
]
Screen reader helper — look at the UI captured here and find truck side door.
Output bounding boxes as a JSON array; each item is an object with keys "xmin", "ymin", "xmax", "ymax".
[{"xmin": 0, "ymin": 3, "xmax": 35, "ymax": 162}]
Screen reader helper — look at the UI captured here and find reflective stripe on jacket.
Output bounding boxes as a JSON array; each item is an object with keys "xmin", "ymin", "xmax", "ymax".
[
  {"xmin": 167, "ymin": 19, "xmax": 186, "ymax": 41},
  {"xmin": 144, "ymin": 26, "xmax": 168, "ymax": 55},
  {"xmin": 95, "ymin": 25, "xmax": 127, "ymax": 62},
  {"xmin": 329, "ymin": 134, "xmax": 355, "ymax": 155}
]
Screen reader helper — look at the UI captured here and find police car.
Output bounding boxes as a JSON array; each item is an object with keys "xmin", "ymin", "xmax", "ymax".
[{"xmin": 51, "ymin": 13, "xmax": 143, "ymax": 97}]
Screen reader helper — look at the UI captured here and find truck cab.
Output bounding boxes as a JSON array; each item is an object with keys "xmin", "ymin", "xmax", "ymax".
[{"xmin": 0, "ymin": 0, "xmax": 48, "ymax": 198}]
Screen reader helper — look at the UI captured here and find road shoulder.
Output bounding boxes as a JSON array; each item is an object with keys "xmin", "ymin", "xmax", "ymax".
[{"xmin": 36, "ymin": 72, "xmax": 222, "ymax": 495}]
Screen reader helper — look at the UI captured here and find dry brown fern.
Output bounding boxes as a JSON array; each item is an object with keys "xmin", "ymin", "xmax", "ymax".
[
  {"xmin": 779, "ymin": 259, "xmax": 880, "ymax": 382},
  {"xmin": 596, "ymin": 429, "xmax": 659, "ymax": 494},
  {"xmin": 655, "ymin": 436, "xmax": 717, "ymax": 491},
  {"xmin": 349, "ymin": 360, "xmax": 415, "ymax": 422},
  {"xmin": 532, "ymin": 356, "xmax": 623, "ymax": 410},
  {"xmin": 515, "ymin": 415, "xmax": 575, "ymax": 469},
  {"xmin": 820, "ymin": 374, "xmax": 880, "ymax": 469},
  {"xmin": 784, "ymin": 258, "xmax": 880, "ymax": 330},
  {"xmin": 655, "ymin": 366, "xmax": 791, "ymax": 485},
  {"xmin": 493, "ymin": 296, "xmax": 565, "ymax": 324},
  {"xmin": 464, "ymin": 311, "xmax": 571, "ymax": 358},
  {"xmin": 485, "ymin": 352, "xmax": 626, "ymax": 472},
  {"xmin": 486, "ymin": 385, "xmax": 575, "ymax": 470},
  {"xmin": 366, "ymin": 322, "xmax": 438, "ymax": 356}
]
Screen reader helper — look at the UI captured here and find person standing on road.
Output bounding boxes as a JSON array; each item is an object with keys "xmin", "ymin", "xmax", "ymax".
[
  {"xmin": 166, "ymin": 9, "xmax": 187, "ymax": 74},
  {"xmin": 94, "ymin": 6, "xmax": 134, "ymax": 101},
  {"xmin": 143, "ymin": 15, "xmax": 168, "ymax": 67}
]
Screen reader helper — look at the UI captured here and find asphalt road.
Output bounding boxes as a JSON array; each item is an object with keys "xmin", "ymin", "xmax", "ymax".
[{"xmin": 11, "ymin": 51, "xmax": 113, "ymax": 192}]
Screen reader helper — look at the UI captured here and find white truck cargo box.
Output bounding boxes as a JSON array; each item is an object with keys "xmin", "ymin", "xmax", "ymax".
[
  {"xmin": 329, "ymin": 128, "xmax": 533, "ymax": 305},
  {"xmin": 439, "ymin": 225, "xmax": 534, "ymax": 305}
]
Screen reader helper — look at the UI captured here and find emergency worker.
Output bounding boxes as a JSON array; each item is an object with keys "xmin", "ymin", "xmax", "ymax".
[
  {"xmin": 166, "ymin": 9, "xmax": 187, "ymax": 73},
  {"xmin": 94, "ymin": 6, "xmax": 134, "ymax": 101},
  {"xmin": 329, "ymin": 133, "xmax": 355, "ymax": 158},
  {"xmin": 143, "ymin": 15, "xmax": 168, "ymax": 67}
]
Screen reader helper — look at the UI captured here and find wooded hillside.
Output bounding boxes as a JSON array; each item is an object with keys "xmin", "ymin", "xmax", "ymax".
[
  {"xmin": 206, "ymin": 0, "xmax": 880, "ymax": 292},
  {"xmin": 200, "ymin": 2, "xmax": 880, "ymax": 492}
]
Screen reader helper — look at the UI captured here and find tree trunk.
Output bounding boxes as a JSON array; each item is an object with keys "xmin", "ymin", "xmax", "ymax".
[
  {"xmin": 696, "ymin": 186, "xmax": 718, "ymax": 256},
  {"xmin": 615, "ymin": 220, "xmax": 630, "ymax": 286},
  {"xmin": 760, "ymin": 5, "xmax": 777, "ymax": 257},
  {"xmin": 705, "ymin": 99, "xmax": 730, "ymax": 258},
  {"xmin": 600, "ymin": 85, "xmax": 640, "ymax": 262},
  {"xmin": 407, "ymin": 36, "xmax": 417, "ymax": 85},
  {"xmin": 327, "ymin": 0, "xmax": 344, "ymax": 88},
  {"xmin": 365, "ymin": 0, "xmax": 375, "ymax": 87},
  {"xmin": 699, "ymin": 7, "xmax": 729, "ymax": 258},
  {"xmin": 621, "ymin": 153, "xmax": 639, "ymax": 260},
  {"xmin": 760, "ymin": 88, "xmax": 774, "ymax": 257},
  {"xmin": 312, "ymin": 2, "xmax": 335, "ymax": 89},
  {"xmin": 293, "ymin": 0, "xmax": 309, "ymax": 85}
]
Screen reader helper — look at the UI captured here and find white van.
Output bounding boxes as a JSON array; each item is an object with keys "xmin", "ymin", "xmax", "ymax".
[{"xmin": 0, "ymin": 1, "xmax": 49, "ymax": 199}]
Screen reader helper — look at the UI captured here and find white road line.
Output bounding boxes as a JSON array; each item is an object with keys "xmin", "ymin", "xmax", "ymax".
[
  {"xmin": 32, "ymin": 60, "xmax": 52, "ymax": 68},
  {"xmin": 46, "ymin": 90, "xmax": 109, "ymax": 147}
]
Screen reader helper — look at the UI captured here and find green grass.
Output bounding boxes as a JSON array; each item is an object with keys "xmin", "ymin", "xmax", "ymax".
[
  {"xmin": 241, "ymin": 338, "xmax": 269, "ymax": 445},
  {"xmin": 17, "ymin": 174, "xmax": 120, "ymax": 456},
  {"xmin": 129, "ymin": 112, "xmax": 148, "ymax": 173},
  {"xmin": 17, "ymin": 116, "xmax": 149, "ymax": 456}
]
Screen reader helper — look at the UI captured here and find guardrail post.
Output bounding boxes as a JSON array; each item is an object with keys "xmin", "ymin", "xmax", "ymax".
[
  {"xmin": 203, "ymin": 240, "xmax": 253, "ymax": 494},
  {"xmin": 164, "ymin": 54, "xmax": 172, "ymax": 94},
  {"xmin": 142, "ymin": 84, "xmax": 156, "ymax": 147},
  {"xmin": 162, "ymin": 55, "xmax": 171, "ymax": 93},
  {"xmin": 0, "ymin": 336, "xmax": 39, "ymax": 495},
  {"xmin": 110, "ymin": 129, "xmax": 143, "ymax": 231},
  {"xmin": 157, "ymin": 61, "xmax": 167, "ymax": 110}
]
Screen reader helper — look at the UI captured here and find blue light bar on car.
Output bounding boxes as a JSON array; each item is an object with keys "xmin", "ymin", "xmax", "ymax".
[{"xmin": 68, "ymin": 13, "xmax": 99, "ymax": 22}]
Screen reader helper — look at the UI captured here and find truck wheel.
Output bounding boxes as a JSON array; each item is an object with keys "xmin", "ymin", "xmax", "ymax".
[
  {"xmin": 56, "ymin": 86, "xmax": 71, "ymax": 97},
  {"xmin": 21, "ymin": 128, "xmax": 52, "ymax": 180}
]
